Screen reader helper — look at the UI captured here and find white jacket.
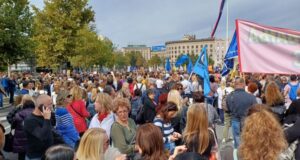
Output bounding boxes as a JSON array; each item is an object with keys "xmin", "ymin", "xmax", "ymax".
[{"xmin": 89, "ymin": 112, "xmax": 116, "ymax": 137}]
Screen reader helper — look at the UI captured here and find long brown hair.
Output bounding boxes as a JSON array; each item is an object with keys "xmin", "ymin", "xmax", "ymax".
[
  {"xmin": 183, "ymin": 103, "xmax": 210, "ymax": 154},
  {"xmin": 239, "ymin": 109, "xmax": 287, "ymax": 160},
  {"xmin": 136, "ymin": 123, "xmax": 168, "ymax": 160},
  {"xmin": 157, "ymin": 102, "xmax": 178, "ymax": 123},
  {"xmin": 265, "ymin": 81, "xmax": 284, "ymax": 106}
]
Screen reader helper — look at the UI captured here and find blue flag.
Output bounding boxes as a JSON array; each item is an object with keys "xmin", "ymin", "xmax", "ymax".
[
  {"xmin": 175, "ymin": 54, "xmax": 189, "ymax": 67},
  {"xmin": 165, "ymin": 58, "xmax": 171, "ymax": 72},
  {"xmin": 221, "ymin": 31, "xmax": 238, "ymax": 76},
  {"xmin": 193, "ymin": 45, "xmax": 211, "ymax": 96},
  {"xmin": 187, "ymin": 57, "xmax": 193, "ymax": 74}
]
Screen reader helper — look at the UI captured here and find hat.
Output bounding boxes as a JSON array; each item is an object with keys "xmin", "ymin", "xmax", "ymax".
[{"xmin": 56, "ymin": 90, "xmax": 71, "ymax": 105}]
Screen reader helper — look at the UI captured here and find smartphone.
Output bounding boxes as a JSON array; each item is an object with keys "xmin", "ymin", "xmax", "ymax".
[{"xmin": 38, "ymin": 104, "xmax": 44, "ymax": 113}]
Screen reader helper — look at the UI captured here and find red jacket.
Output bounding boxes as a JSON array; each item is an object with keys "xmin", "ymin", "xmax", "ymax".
[{"xmin": 67, "ymin": 100, "xmax": 90, "ymax": 133}]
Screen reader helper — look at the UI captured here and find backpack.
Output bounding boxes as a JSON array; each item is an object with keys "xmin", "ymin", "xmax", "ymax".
[
  {"xmin": 135, "ymin": 83, "xmax": 144, "ymax": 94},
  {"xmin": 221, "ymin": 90, "xmax": 229, "ymax": 112},
  {"xmin": 131, "ymin": 97, "xmax": 143, "ymax": 117},
  {"xmin": 288, "ymin": 83, "xmax": 300, "ymax": 101},
  {"xmin": 135, "ymin": 104, "xmax": 145, "ymax": 124}
]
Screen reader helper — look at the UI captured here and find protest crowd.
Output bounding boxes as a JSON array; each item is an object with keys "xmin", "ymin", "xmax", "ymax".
[{"xmin": 0, "ymin": 69, "xmax": 299, "ymax": 160}]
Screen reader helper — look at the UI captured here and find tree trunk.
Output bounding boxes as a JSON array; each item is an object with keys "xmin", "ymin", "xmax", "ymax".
[{"xmin": 7, "ymin": 61, "xmax": 11, "ymax": 78}]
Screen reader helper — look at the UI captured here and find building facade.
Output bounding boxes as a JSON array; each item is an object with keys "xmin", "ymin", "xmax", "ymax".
[
  {"xmin": 165, "ymin": 35, "xmax": 226, "ymax": 67},
  {"xmin": 150, "ymin": 45, "xmax": 166, "ymax": 59},
  {"xmin": 122, "ymin": 45, "xmax": 151, "ymax": 60}
]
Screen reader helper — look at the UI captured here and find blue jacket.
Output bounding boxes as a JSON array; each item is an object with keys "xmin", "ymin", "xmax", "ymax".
[
  {"xmin": 226, "ymin": 88, "xmax": 257, "ymax": 121},
  {"xmin": 55, "ymin": 107, "xmax": 80, "ymax": 148}
]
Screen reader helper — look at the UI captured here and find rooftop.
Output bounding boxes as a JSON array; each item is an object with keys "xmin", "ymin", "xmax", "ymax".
[
  {"xmin": 165, "ymin": 37, "xmax": 224, "ymax": 45},
  {"xmin": 123, "ymin": 45, "xmax": 148, "ymax": 49}
]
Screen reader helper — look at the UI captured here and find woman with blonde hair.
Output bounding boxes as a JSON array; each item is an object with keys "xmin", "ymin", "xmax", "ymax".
[
  {"xmin": 77, "ymin": 128, "xmax": 126, "ymax": 160},
  {"xmin": 182, "ymin": 103, "xmax": 217, "ymax": 159},
  {"xmin": 167, "ymin": 89, "xmax": 184, "ymax": 110},
  {"xmin": 265, "ymin": 81, "xmax": 286, "ymax": 123},
  {"xmin": 89, "ymin": 93, "xmax": 115, "ymax": 137},
  {"xmin": 116, "ymin": 82, "xmax": 131, "ymax": 99},
  {"xmin": 67, "ymin": 85, "xmax": 90, "ymax": 136},
  {"xmin": 239, "ymin": 107, "xmax": 287, "ymax": 160}
]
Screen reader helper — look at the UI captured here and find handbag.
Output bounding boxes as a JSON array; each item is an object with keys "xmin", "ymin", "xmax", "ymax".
[
  {"xmin": 3, "ymin": 131, "xmax": 14, "ymax": 152},
  {"xmin": 70, "ymin": 104, "xmax": 90, "ymax": 126},
  {"xmin": 209, "ymin": 128, "xmax": 221, "ymax": 160}
]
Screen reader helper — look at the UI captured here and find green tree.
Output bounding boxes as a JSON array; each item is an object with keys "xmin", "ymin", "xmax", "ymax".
[
  {"xmin": 148, "ymin": 54, "xmax": 162, "ymax": 67},
  {"xmin": 127, "ymin": 51, "xmax": 146, "ymax": 67},
  {"xmin": 33, "ymin": 0, "xmax": 94, "ymax": 68},
  {"xmin": 0, "ymin": 0, "xmax": 34, "ymax": 74},
  {"xmin": 208, "ymin": 54, "xmax": 215, "ymax": 66},
  {"xmin": 69, "ymin": 27, "xmax": 114, "ymax": 69},
  {"xmin": 114, "ymin": 52, "xmax": 129, "ymax": 69}
]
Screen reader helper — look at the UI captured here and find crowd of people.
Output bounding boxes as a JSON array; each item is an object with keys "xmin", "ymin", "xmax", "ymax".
[{"xmin": 0, "ymin": 70, "xmax": 299, "ymax": 160}]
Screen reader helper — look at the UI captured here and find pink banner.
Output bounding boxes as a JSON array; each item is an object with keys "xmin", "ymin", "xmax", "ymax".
[{"xmin": 236, "ymin": 20, "xmax": 300, "ymax": 74}]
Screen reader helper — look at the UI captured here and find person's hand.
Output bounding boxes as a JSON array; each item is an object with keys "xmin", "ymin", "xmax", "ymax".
[
  {"xmin": 41, "ymin": 106, "xmax": 51, "ymax": 120},
  {"xmin": 183, "ymin": 97, "xmax": 189, "ymax": 104},
  {"xmin": 169, "ymin": 145, "xmax": 187, "ymax": 160},
  {"xmin": 173, "ymin": 132, "xmax": 182, "ymax": 139},
  {"xmin": 174, "ymin": 145, "xmax": 187, "ymax": 155},
  {"xmin": 170, "ymin": 134, "xmax": 179, "ymax": 142},
  {"xmin": 115, "ymin": 154, "xmax": 126, "ymax": 160}
]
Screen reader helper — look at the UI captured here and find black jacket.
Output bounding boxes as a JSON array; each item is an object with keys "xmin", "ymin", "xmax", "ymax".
[
  {"xmin": 285, "ymin": 116, "xmax": 300, "ymax": 160},
  {"xmin": 142, "ymin": 97, "xmax": 157, "ymax": 123}
]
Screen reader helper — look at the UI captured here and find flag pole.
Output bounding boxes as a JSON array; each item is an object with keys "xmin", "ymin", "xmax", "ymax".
[{"xmin": 188, "ymin": 71, "xmax": 193, "ymax": 81}]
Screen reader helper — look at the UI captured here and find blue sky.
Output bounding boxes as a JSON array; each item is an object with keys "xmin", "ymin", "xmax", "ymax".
[{"xmin": 30, "ymin": 0, "xmax": 300, "ymax": 48}]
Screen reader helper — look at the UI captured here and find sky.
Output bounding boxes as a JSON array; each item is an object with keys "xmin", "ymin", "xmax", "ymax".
[{"xmin": 30, "ymin": 0, "xmax": 300, "ymax": 48}]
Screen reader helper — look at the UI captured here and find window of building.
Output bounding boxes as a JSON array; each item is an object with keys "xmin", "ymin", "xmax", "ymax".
[
  {"xmin": 175, "ymin": 51, "xmax": 177, "ymax": 53},
  {"xmin": 191, "ymin": 46, "xmax": 194, "ymax": 49},
  {"xmin": 183, "ymin": 46, "xmax": 185, "ymax": 49},
  {"xmin": 210, "ymin": 49, "xmax": 213, "ymax": 52},
  {"xmin": 196, "ymin": 45, "xmax": 198, "ymax": 48},
  {"xmin": 179, "ymin": 46, "xmax": 181, "ymax": 49},
  {"xmin": 187, "ymin": 50, "xmax": 189, "ymax": 53},
  {"xmin": 210, "ymin": 44, "xmax": 213, "ymax": 48},
  {"xmin": 201, "ymin": 45, "xmax": 203, "ymax": 48},
  {"xmin": 175, "ymin": 46, "xmax": 177, "ymax": 49},
  {"xmin": 187, "ymin": 46, "xmax": 189, "ymax": 49}
]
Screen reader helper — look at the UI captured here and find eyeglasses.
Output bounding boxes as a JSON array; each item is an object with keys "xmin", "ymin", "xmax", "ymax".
[{"xmin": 117, "ymin": 110, "xmax": 128, "ymax": 115}]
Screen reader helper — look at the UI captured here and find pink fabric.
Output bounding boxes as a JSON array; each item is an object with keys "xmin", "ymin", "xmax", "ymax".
[
  {"xmin": 67, "ymin": 100, "xmax": 90, "ymax": 133},
  {"xmin": 236, "ymin": 20, "xmax": 300, "ymax": 74}
]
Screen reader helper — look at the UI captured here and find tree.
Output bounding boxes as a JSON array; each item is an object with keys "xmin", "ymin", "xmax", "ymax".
[
  {"xmin": 114, "ymin": 53, "xmax": 129, "ymax": 69},
  {"xmin": 126, "ymin": 51, "xmax": 146, "ymax": 67},
  {"xmin": 69, "ymin": 26, "xmax": 114, "ymax": 70},
  {"xmin": 208, "ymin": 54, "xmax": 215, "ymax": 66},
  {"xmin": 148, "ymin": 55, "xmax": 162, "ymax": 67},
  {"xmin": 0, "ymin": 0, "xmax": 34, "ymax": 74},
  {"xmin": 32, "ymin": 0, "xmax": 94, "ymax": 68}
]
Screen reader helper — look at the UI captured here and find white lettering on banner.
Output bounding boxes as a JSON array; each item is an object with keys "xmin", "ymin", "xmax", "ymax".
[{"xmin": 248, "ymin": 28, "xmax": 300, "ymax": 45}]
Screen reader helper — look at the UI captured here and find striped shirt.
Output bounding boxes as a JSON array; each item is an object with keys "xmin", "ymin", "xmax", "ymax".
[{"xmin": 153, "ymin": 117, "xmax": 174, "ymax": 143}]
